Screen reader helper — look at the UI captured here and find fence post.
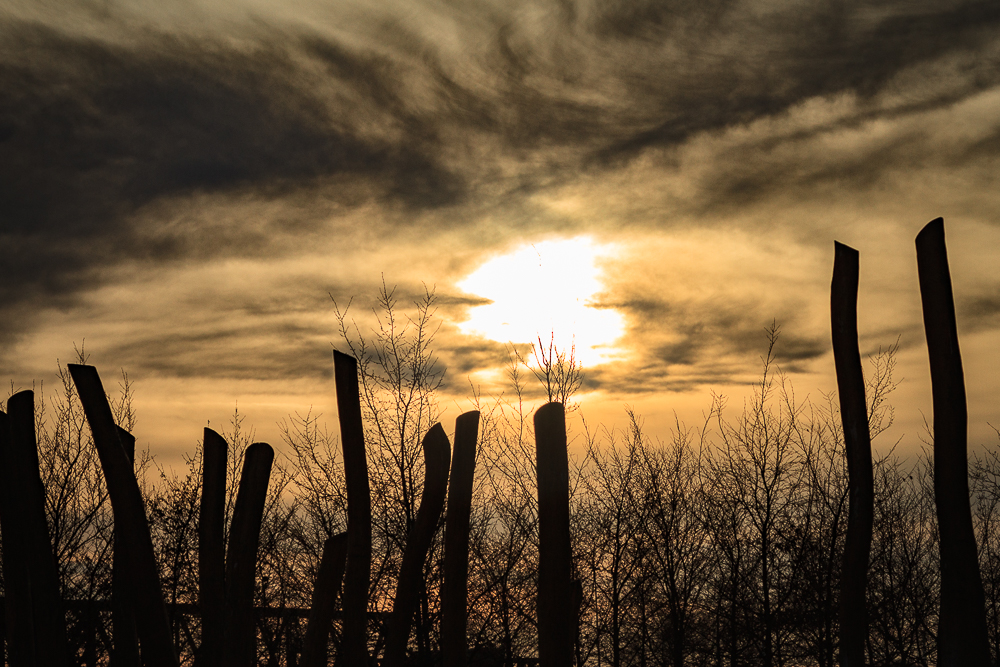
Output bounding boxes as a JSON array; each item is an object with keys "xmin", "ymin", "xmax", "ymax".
[
  {"xmin": 285, "ymin": 613, "xmax": 302, "ymax": 667},
  {"xmin": 1, "ymin": 392, "xmax": 70, "ymax": 667},
  {"xmin": 333, "ymin": 350, "xmax": 372, "ymax": 667},
  {"xmin": 223, "ymin": 442, "xmax": 275, "ymax": 667},
  {"xmin": 111, "ymin": 426, "xmax": 139, "ymax": 667},
  {"xmin": 0, "ymin": 407, "xmax": 34, "ymax": 667},
  {"xmin": 442, "ymin": 411, "xmax": 480, "ymax": 667},
  {"xmin": 383, "ymin": 423, "xmax": 452, "ymax": 667},
  {"xmin": 915, "ymin": 218, "xmax": 991, "ymax": 666},
  {"xmin": 82, "ymin": 602, "xmax": 99, "ymax": 667},
  {"xmin": 535, "ymin": 402, "xmax": 572, "ymax": 667},
  {"xmin": 300, "ymin": 532, "xmax": 349, "ymax": 667},
  {"xmin": 831, "ymin": 242, "xmax": 874, "ymax": 667},
  {"xmin": 69, "ymin": 364, "xmax": 178, "ymax": 667},
  {"xmin": 197, "ymin": 428, "xmax": 228, "ymax": 667},
  {"xmin": 0, "ymin": 583, "xmax": 6, "ymax": 667},
  {"xmin": 11, "ymin": 391, "xmax": 70, "ymax": 666}
]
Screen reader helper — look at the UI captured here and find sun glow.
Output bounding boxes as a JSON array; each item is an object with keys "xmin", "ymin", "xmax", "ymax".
[{"xmin": 457, "ymin": 237, "xmax": 626, "ymax": 367}]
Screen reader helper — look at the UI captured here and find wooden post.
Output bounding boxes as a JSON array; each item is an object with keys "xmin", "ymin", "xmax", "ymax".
[
  {"xmin": 0, "ymin": 407, "xmax": 34, "ymax": 667},
  {"xmin": 535, "ymin": 402, "xmax": 572, "ymax": 667},
  {"xmin": 299, "ymin": 533, "xmax": 349, "ymax": 667},
  {"xmin": 111, "ymin": 426, "xmax": 139, "ymax": 667},
  {"xmin": 333, "ymin": 350, "xmax": 372, "ymax": 667},
  {"xmin": 285, "ymin": 613, "xmax": 301, "ymax": 667},
  {"xmin": 383, "ymin": 423, "xmax": 452, "ymax": 667},
  {"xmin": 442, "ymin": 411, "xmax": 480, "ymax": 667},
  {"xmin": 223, "ymin": 442, "xmax": 274, "ymax": 667},
  {"xmin": 197, "ymin": 428, "xmax": 228, "ymax": 667},
  {"xmin": 82, "ymin": 602, "xmax": 98, "ymax": 667},
  {"xmin": 831, "ymin": 242, "xmax": 874, "ymax": 667},
  {"xmin": 69, "ymin": 364, "xmax": 178, "ymax": 667},
  {"xmin": 0, "ymin": 577, "xmax": 7, "ymax": 667},
  {"xmin": 915, "ymin": 218, "xmax": 991, "ymax": 666},
  {"xmin": 9, "ymin": 391, "xmax": 70, "ymax": 666},
  {"xmin": 2, "ymin": 392, "xmax": 71, "ymax": 667}
]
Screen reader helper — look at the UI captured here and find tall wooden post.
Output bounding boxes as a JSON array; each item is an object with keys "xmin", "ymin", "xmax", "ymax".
[
  {"xmin": 442, "ymin": 411, "xmax": 480, "ymax": 667},
  {"xmin": 535, "ymin": 402, "xmax": 573, "ymax": 667},
  {"xmin": 0, "ymin": 407, "xmax": 34, "ymax": 667},
  {"xmin": 916, "ymin": 218, "xmax": 991, "ymax": 666},
  {"xmin": 1, "ymin": 392, "xmax": 69, "ymax": 667},
  {"xmin": 111, "ymin": 426, "xmax": 139, "ymax": 667},
  {"xmin": 223, "ymin": 442, "xmax": 274, "ymax": 667},
  {"xmin": 196, "ymin": 428, "xmax": 228, "ymax": 667},
  {"xmin": 383, "ymin": 423, "xmax": 452, "ymax": 667},
  {"xmin": 69, "ymin": 364, "xmax": 178, "ymax": 667},
  {"xmin": 333, "ymin": 350, "xmax": 372, "ymax": 667},
  {"xmin": 300, "ymin": 533, "xmax": 349, "ymax": 667},
  {"xmin": 831, "ymin": 242, "xmax": 874, "ymax": 667}
]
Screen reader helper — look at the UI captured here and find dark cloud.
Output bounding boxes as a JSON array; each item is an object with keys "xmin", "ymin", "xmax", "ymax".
[
  {"xmin": 958, "ymin": 294, "xmax": 1000, "ymax": 334},
  {"xmin": 102, "ymin": 319, "xmax": 336, "ymax": 381},
  {"xmin": 1, "ymin": 23, "xmax": 461, "ymax": 221},
  {"xmin": 439, "ymin": 340, "xmax": 513, "ymax": 384},
  {"xmin": 584, "ymin": 290, "xmax": 828, "ymax": 393},
  {"xmin": 695, "ymin": 128, "xmax": 929, "ymax": 212},
  {"xmin": 594, "ymin": 0, "xmax": 1000, "ymax": 159},
  {"xmin": 0, "ymin": 20, "xmax": 464, "ymax": 345}
]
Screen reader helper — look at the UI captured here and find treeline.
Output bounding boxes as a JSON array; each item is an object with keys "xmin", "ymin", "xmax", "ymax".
[{"xmin": 4, "ymin": 289, "xmax": 1000, "ymax": 667}]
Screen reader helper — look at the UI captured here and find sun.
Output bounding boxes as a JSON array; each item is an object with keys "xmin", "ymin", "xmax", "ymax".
[{"xmin": 456, "ymin": 237, "xmax": 626, "ymax": 367}]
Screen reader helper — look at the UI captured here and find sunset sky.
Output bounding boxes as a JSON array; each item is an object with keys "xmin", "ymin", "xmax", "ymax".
[{"xmin": 4, "ymin": 0, "xmax": 1000, "ymax": 466}]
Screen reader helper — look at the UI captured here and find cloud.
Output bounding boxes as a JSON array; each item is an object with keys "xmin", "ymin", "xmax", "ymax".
[
  {"xmin": 5, "ymin": 0, "xmax": 1000, "ymax": 399},
  {"xmin": 956, "ymin": 293, "xmax": 1000, "ymax": 336},
  {"xmin": 588, "ymin": 0, "xmax": 1000, "ymax": 156},
  {"xmin": 0, "ymin": 19, "xmax": 465, "ymax": 345},
  {"xmin": 585, "ymin": 296, "xmax": 829, "ymax": 394}
]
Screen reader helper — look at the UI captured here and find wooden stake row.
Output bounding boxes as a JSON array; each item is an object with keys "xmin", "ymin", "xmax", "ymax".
[
  {"xmin": 832, "ymin": 217, "xmax": 991, "ymax": 667},
  {"xmin": 0, "ymin": 357, "xmax": 488, "ymax": 667},
  {"xmin": 4, "ymin": 216, "xmax": 990, "ymax": 666}
]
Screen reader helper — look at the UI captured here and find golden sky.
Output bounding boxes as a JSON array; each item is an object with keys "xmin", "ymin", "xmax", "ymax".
[{"xmin": 4, "ymin": 0, "xmax": 1000, "ymax": 466}]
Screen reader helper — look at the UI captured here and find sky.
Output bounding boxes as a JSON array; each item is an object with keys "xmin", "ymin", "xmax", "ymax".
[{"xmin": 4, "ymin": 0, "xmax": 1000, "ymax": 466}]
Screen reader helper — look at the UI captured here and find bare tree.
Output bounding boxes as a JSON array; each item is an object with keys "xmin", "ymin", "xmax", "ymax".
[
  {"xmin": 866, "ymin": 452, "xmax": 939, "ymax": 667},
  {"xmin": 970, "ymin": 437, "xmax": 1000, "ymax": 665},
  {"xmin": 333, "ymin": 281, "xmax": 446, "ymax": 661},
  {"xmin": 640, "ymin": 414, "xmax": 714, "ymax": 667},
  {"xmin": 706, "ymin": 325, "xmax": 811, "ymax": 667},
  {"xmin": 467, "ymin": 362, "xmax": 540, "ymax": 667},
  {"xmin": 575, "ymin": 414, "xmax": 649, "ymax": 667},
  {"xmin": 509, "ymin": 333, "xmax": 584, "ymax": 410}
]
